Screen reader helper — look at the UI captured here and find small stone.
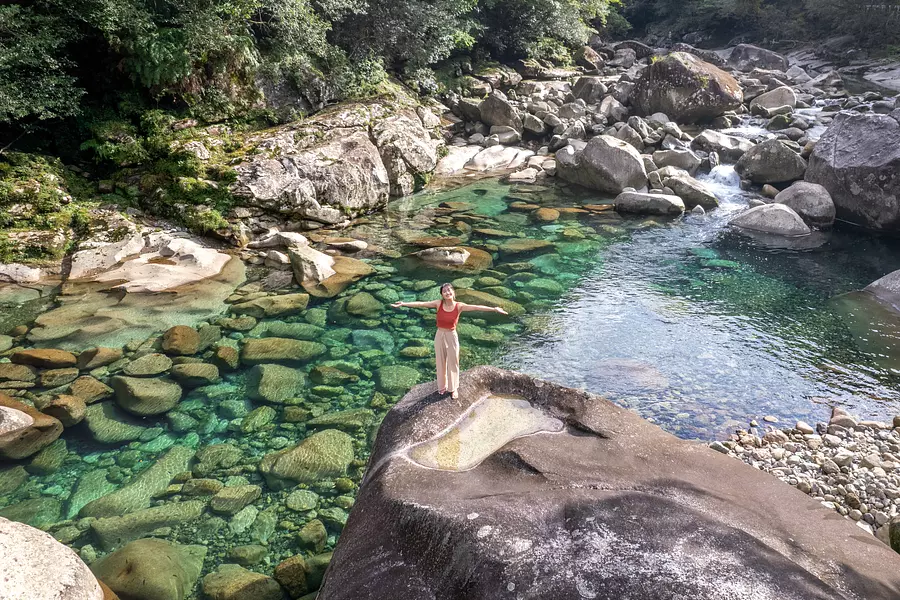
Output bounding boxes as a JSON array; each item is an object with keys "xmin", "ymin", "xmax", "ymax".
[
  {"xmin": 228, "ymin": 544, "xmax": 268, "ymax": 566},
  {"xmin": 274, "ymin": 554, "xmax": 309, "ymax": 598},
  {"xmin": 123, "ymin": 353, "xmax": 173, "ymax": 377},
  {"xmin": 182, "ymin": 478, "xmax": 225, "ymax": 496},
  {"xmin": 69, "ymin": 376, "xmax": 113, "ymax": 403},
  {"xmin": 212, "ymin": 345, "xmax": 240, "ymax": 371},
  {"xmin": 161, "ymin": 325, "xmax": 201, "ymax": 355},
  {"xmin": 211, "ymin": 484, "xmax": 262, "ymax": 515},
  {"xmin": 297, "ymin": 519, "xmax": 327, "ymax": 553},
  {"xmin": 76, "ymin": 347, "xmax": 123, "ymax": 370},
  {"xmin": 286, "ymin": 490, "xmax": 319, "ymax": 511},
  {"xmin": 795, "ymin": 421, "xmax": 815, "ymax": 435},
  {"xmin": 202, "ymin": 564, "xmax": 283, "ymax": 600},
  {"xmin": 40, "ymin": 394, "xmax": 86, "ymax": 427},
  {"xmin": 38, "ymin": 368, "xmax": 80, "ymax": 388},
  {"xmin": 11, "ymin": 349, "xmax": 77, "ymax": 369}
]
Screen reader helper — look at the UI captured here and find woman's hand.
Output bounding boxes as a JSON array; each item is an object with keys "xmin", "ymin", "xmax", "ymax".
[
  {"xmin": 391, "ymin": 301, "xmax": 404, "ymax": 308},
  {"xmin": 494, "ymin": 307, "xmax": 508, "ymax": 315}
]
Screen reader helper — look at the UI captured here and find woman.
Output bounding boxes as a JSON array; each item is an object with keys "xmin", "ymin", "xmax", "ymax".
[{"xmin": 391, "ymin": 283, "xmax": 508, "ymax": 399}]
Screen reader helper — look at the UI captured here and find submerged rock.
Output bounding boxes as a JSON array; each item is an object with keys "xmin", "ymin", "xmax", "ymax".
[
  {"xmin": 79, "ymin": 445, "xmax": 194, "ymax": 518},
  {"xmin": 110, "ymin": 376, "xmax": 182, "ymax": 416},
  {"xmin": 259, "ymin": 429, "xmax": 354, "ymax": 489},
  {"xmin": 318, "ymin": 366, "xmax": 900, "ymax": 600},
  {"xmin": 246, "ymin": 364, "xmax": 306, "ymax": 403},
  {"xmin": 91, "ymin": 538, "xmax": 206, "ymax": 600},
  {"xmin": 0, "ymin": 517, "xmax": 103, "ymax": 600},
  {"xmin": 201, "ymin": 564, "xmax": 284, "ymax": 600}
]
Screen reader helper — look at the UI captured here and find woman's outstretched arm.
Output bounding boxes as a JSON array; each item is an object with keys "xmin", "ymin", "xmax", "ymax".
[
  {"xmin": 458, "ymin": 302, "xmax": 508, "ymax": 315},
  {"xmin": 391, "ymin": 300, "xmax": 440, "ymax": 309}
]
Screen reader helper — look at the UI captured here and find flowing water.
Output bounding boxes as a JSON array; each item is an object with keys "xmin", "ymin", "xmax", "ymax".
[{"xmin": 4, "ymin": 172, "xmax": 900, "ymax": 582}]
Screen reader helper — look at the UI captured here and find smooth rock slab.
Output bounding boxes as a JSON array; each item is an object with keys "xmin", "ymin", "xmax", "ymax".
[
  {"xmin": 79, "ymin": 445, "xmax": 194, "ymax": 518},
  {"xmin": 202, "ymin": 564, "xmax": 283, "ymax": 600},
  {"xmin": 319, "ymin": 366, "xmax": 900, "ymax": 600},
  {"xmin": 0, "ymin": 517, "xmax": 103, "ymax": 600},
  {"xmin": 615, "ymin": 191, "xmax": 685, "ymax": 216}
]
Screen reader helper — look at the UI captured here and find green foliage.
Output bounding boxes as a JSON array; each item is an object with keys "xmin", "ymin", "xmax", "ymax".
[{"xmin": 0, "ymin": 4, "xmax": 84, "ymax": 122}]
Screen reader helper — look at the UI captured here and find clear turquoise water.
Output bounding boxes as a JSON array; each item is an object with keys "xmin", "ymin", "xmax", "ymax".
[{"xmin": 4, "ymin": 173, "xmax": 900, "ymax": 584}]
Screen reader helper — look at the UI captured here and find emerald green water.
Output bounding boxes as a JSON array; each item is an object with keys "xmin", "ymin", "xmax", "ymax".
[{"xmin": 4, "ymin": 174, "xmax": 900, "ymax": 586}]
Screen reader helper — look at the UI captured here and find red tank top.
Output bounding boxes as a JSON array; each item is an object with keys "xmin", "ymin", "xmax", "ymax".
[{"xmin": 436, "ymin": 301, "xmax": 461, "ymax": 330}]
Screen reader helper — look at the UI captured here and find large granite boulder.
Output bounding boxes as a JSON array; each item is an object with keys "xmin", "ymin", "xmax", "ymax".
[
  {"xmin": 773, "ymin": 181, "xmax": 835, "ymax": 229},
  {"xmin": 557, "ymin": 136, "xmax": 647, "ymax": 195},
  {"xmin": 730, "ymin": 204, "xmax": 811, "ymax": 236},
  {"xmin": 0, "ymin": 394, "xmax": 63, "ymax": 460},
  {"xmin": 91, "ymin": 538, "xmax": 206, "ymax": 600},
  {"xmin": 0, "ymin": 517, "xmax": 104, "ymax": 600},
  {"xmin": 690, "ymin": 130, "xmax": 754, "ymax": 160},
  {"xmin": 233, "ymin": 129, "xmax": 390, "ymax": 227},
  {"xmin": 318, "ymin": 367, "xmax": 900, "ymax": 600},
  {"xmin": 749, "ymin": 86, "xmax": 797, "ymax": 112},
  {"xmin": 806, "ymin": 111, "xmax": 900, "ymax": 231},
  {"xmin": 735, "ymin": 139, "xmax": 807, "ymax": 184},
  {"xmin": 728, "ymin": 44, "xmax": 789, "ymax": 72},
  {"xmin": 632, "ymin": 52, "xmax": 743, "ymax": 123},
  {"xmin": 479, "ymin": 93, "xmax": 523, "ymax": 132},
  {"xmin": 372, "ymin": 110, "xmax": 439, "ymax": 196}
]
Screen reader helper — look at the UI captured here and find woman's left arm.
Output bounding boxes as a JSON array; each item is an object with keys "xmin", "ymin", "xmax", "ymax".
[{"xmin": 458, "ymin": 302, "xmax": 508, "ymax": 315}]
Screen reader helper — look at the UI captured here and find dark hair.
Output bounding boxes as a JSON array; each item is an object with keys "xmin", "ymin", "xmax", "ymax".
[{"xmin": 440, "ymin": 283, "xmax": 454, "ymax": 293}]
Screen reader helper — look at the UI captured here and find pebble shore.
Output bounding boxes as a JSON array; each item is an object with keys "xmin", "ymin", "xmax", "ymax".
[{"xmin": 711, "ymin": 407, "xmax": 900, "ymax": 550}]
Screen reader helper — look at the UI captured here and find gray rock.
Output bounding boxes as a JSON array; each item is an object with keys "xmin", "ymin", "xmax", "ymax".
[
  {"xmin": 79, "ymin": 445, "xmax": 194, "ymax": 518},
  {"xmin": 730, "ymin": 204, "xmax": 811, "ymax": 236},
  {"xmin": 728, "ymin": 44, "xmax": 789, "ymax": 72},
  {"xmin": 232, "ymin": 129, "xmax": 389, "ymax": 226},
  {"xmin": 663, "ymin": 175, "xmax": 719, "ymax": 209},
  {"xmin": 773, "ymin": 181, "xmax": 835, "ymax": 228},
  {"xmin": 632, "ymin": 52, "xmax": 743, "ymax": 123},
  {"xmin": 0, "ymin": 517, "xmax": 103, "ymax": 600},
  {"xmin": 615, "ymin": 191, "xmax": 685, "ymax": 216},
  {"xmin": 318, "ymin": 366, "xmax": 900, "ymax": 600},
  {"xmin": 806, "ymin": 111, "xmax": 900, "ymax": 231},
  {"xmin": 123, "ymin": 353, "xmax": 173, "ymax": 377},
  {"xmin": 750, "ymin": 86, "xmax": 797, "ymax": 112},
  {"xmin": 652, "ymin": 149, "xmax": 701, "ymax": 175},
  {"xmin": 372, "ymin": 111, "xmax": 439, "ymax": 196},
  {"xmin": 691, "ymin": 130, "xmax": 754, "ymax": 160},
  {"xmin": 735, "ymin": 139, "xmax": 807, "ymax": 184},
  {"xmin": 557, "ymin": 135, "xmax": 647, "ymax": 195},
  {"xmin": 202, "ymin": 564, "xmax": 284, "ymax": 600}
]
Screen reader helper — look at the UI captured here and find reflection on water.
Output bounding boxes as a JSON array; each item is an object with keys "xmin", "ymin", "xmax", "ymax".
[{"xmin": 407, "ymin": 394, "xmax": 564, "ymax": 471}]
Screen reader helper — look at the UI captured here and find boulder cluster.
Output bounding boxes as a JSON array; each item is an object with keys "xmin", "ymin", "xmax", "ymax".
[{"xmin": 433, "ymin": 40, "xmax": 899, "ymax": 239}]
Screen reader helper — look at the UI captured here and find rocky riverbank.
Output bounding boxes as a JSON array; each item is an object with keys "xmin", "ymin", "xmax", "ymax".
[{"xmin": 713, "ymin": 406, "xmax": 900, "ymax": 552}]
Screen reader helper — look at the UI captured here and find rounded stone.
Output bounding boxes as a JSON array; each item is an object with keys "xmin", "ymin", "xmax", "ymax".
[
  {"xmin": 91, "ymin": 538, "xmax": 206, "ymax": 600},
  {"xmin": 123, "ymin": 353, "xmax": 173, "ymax": 377},
  {"xmin": 161, "ymin": 325, "xmax": 201, "ymax": 356},
  {"xmin": 1, "ymin": 517, "xmax": 103, "ymax": 599},
  {"xmin": 110, "ymin": 376, "xmax": 182, "ymax": 416}
]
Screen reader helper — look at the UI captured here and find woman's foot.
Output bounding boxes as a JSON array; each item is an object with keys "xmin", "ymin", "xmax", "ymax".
[
  {"xmin": 451, "ymin": 390, "xmax": 459, "ymax": 399},
  {"xmin": 438, "ymin": 388, "xmax": 447, "ymax": 395}
]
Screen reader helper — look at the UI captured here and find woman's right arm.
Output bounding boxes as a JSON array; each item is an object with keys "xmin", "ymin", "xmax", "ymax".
[{"xmin": 391, "ymin": 300, "xmax": 438, "ymax": 309}]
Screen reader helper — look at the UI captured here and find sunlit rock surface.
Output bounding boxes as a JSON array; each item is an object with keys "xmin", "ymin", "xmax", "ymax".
[{"xmin": 320, "ymin": 366, "xmax": 900, "ymax": 600}]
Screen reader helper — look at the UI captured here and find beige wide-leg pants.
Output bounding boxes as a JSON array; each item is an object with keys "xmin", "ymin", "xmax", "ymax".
[{"xmin": 434, "ymin": 328, "xmax": 460, "ymax": 393}]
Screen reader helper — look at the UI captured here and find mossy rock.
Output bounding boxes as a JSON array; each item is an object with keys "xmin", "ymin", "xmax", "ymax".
[
  {"xmin": 240, "ymin": 338, "xmax": 326, "ymax": 366},
  {"xmin": 246, "ymin": 364, "xmax": 306, "ymax": 404},
  {"xmin": 375, "ymin": 365, "xmax": 422, "ymax": 394}
]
